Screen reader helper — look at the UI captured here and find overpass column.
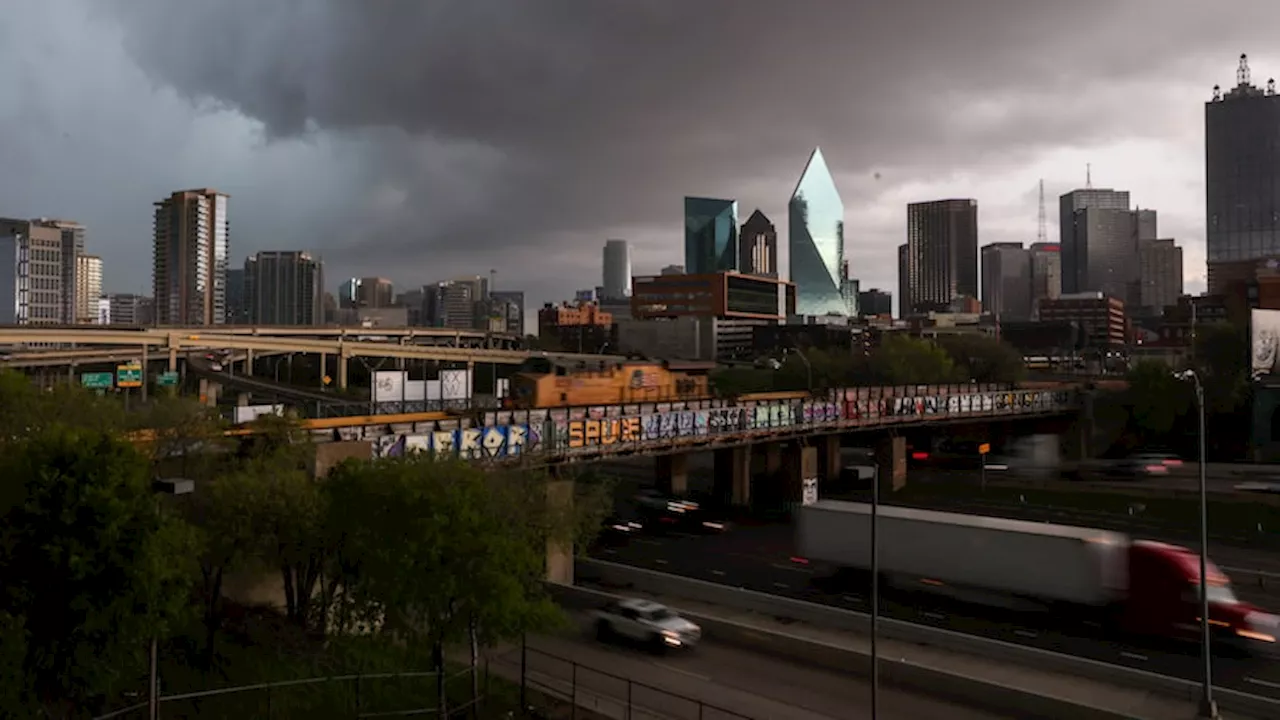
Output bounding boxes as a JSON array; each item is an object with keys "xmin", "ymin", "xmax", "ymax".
[
  {"xmin": 545, "ymin": 473, "xmax": 574, "ymax": 585},
  {"xmin": 244, "ymin": 348, "xmax": 254, "ymax": 376},
  {"xmin": 319, "ymin": 352, "xmax": 328, "ymax": 387},
  {"xmin": 338, "ymin": 354, "xmax": 349, "ymax": 390},
  {"xmin": 655, "ymin": 453, "xmax": 689, "ymax": 496},
  {"xmin": 713, "ymin": 446, "xmax": 751, "ymax": 507},
  {"xmin": 764, "ymin": 443, "xmax": 783, "ymax": 476},
  {"xmin": 140, "ymin": 344, "xmax": 149, "ymax": 402},
  {"xmin": 167, "ymin": 347, "xmax": 178, "ymax": 373},
  {"xmin": 820, "ymin": 435, "xmax": 841, "ymax": 483},
  {"xmin": 875, "ymin": 435, "xmax": 907, "ymax": 492},
  {"xmin": 785, "ymin": 445, "xmax": 819, "ymax": 514}
]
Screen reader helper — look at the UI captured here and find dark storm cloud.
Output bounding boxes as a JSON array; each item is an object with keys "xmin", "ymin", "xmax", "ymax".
[{"xmin": 96, "ymin": 0, "xmax": 1278, "ymax": 297}]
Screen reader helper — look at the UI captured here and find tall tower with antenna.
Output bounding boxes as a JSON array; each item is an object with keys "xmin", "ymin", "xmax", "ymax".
[{"xmin": 1037, "ymin": 179, "xmax": 1047, "ymax": 244}]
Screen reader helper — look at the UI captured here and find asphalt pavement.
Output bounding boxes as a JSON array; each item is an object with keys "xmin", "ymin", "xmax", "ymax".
[
  {"xmin": 493, "ymin": 616, "xmax": 1015, "ymax": 720},
  {"xmin": 589, "ymin": 519, "xmax": 1280, "ymax": 701}
]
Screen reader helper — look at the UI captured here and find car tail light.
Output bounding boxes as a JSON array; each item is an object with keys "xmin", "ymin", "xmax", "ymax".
[
  {"xmin": 1145, "ymin": 464, "xmax": 1168, "ymax": 473},
  {"xmin": 1162, "ymin": 459, "xmax": 1183, "ymax": 467},
  {"xmin": 911, "ymin": 452, "xmax": 929, "ymax": 460}
]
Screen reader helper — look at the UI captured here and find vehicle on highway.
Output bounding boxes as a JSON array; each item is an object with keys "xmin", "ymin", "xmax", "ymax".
[
  {"xmin": 594, "ymin": 514, "xmax": 645, "ymax": 548},
  {"xmin": 594, "ymin": 598, "xmax": 701, "ymax": 651},
  {"xmin": 1098, "ymin": 452, "xmax": 1179, "ymax": 480},
  {"xmin": 796, "ymin": 500, "xmax": 1279, "ymax": 653},
  {"xmin": 632, "ymin": 489, "xmax": 728, "ymax": 534}
]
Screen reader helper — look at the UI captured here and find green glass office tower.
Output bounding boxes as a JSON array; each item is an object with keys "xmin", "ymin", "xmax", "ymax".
[
  {"xmin": 789, "ymin": 147, "xmax": 850, "ymax": 316},
  {"xmin": 684, "ymin": 197, "xmax": 739, "ymax": 275}
]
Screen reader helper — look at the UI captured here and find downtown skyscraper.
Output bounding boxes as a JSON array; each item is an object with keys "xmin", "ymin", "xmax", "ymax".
[
  {"xmin": 789, "ymin": 147, "xmax": 854, "ymax": 316},
  {"xmin": 904, "ymin": 199, "xmax": 978, "ymax": 313},
  {"xmin": 152, "ymin": 188, "xmax": 229, "ymax": 326}
]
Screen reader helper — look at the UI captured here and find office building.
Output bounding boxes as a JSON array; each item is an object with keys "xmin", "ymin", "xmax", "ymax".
[
  {"xmin": 684, "ymin": 197, "xmax": 739, "ymax": 275},
  {"xmin": 74, "ymin": 255, "xmax": 102, "ymax": 323},
  {"xmin": 1138, "ymin": 239, "xmax": 1184, "ymax": 316},
  {"xmin": 628, "ymin": 271, "xmax": 794, "ymax": 360},
  {"xmin": 1064, "ymin": 203, "xmax": 1157, "ymax": 306},
  {"xmin": 538, "ymin": 300, "xmax": 617, "ymax": 353},
  {"xmin": 1038, "ymin": 292, "xmax": 1127, "ymax": 349},
  {"xmin": 1206, "ymin": 55, "xmax": 1280, "ymax": 292},
  {"xmin": 152, "ymin": 188, "xmax": 230, "ymax": 325},
  {"xmin": 858, "ymin": 288, "xmax": 893, "ymax": 317},
  {"xmin": 1029, "ymin": 242, "xmax": 1062, "ymax": 316},
  {"xmin": 1059, "ymin": 188, "xmax": 1130, "ymax": 294},
  {"xmin": 790, "ymin": 147, "xmax": 852, "ymax": 316},
  {"xmin": 490, "ymin": 290, "xmax": 526, "ymax": 335},
  {"xmin": 23, "ymin": 219, "xmax": 86, "ymax": 323},
  {"xmin": 897, "ymin": 244, "xmax": 910, "ymax": 317},
  {"xmin": 905, "ymin": 199, "xmax": 979, "ymax": 312},
  {"xmin": 225, "ymin": 267, "xmax": 248, "ymax": 324},
  {"xmin": 602, "ymin": 240, "xmax": 632, "ymax": 300},
  {"xmin": 104, "ymin": 293, "xmax": 154, "ymax": 326},
  {"xmin": 338, "ymin": 277, "xmax": 394, "ymax": 310},
  {"xmin": 243, "ymin": 251, "xmax": 325, "ymax": 326},
  {"xmin": 981, "ymin": 242, "xmax": 1033, "ymax": 321},
  {"xmin": 424, "ymin": 276, "xmax": 488, "ymax": 329},
  {"xmin": 0, "ymin": 229, "xmax": 62, "ymax": 325},
  {"xmin": 739, "ymin": 209, "xmax": 778, "ymax": 277}
]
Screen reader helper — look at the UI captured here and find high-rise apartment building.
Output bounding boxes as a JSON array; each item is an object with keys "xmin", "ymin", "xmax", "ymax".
[
  {"xmin": 338, "ymin": 277, "xmax": 394, "ymax": 309},
  {"xmin": 225, "ymin": 267, "xmax": 248, "ymax": 323},
  {"xmin": 602, "ymin": 239, "xmax": 632, "ymax": 300},
  {"xmin": 1029, "ymin": 242, "xmax": 1062, "ymax": 317},
  {"xmin": 0, "ymin": 229, "xmax": 63, "ymax": 325},
  {"xmin": 980, "ymin": 242, "xmax": 1033, "ymax": 321},
  {"xmin": 1206, "ymin": 55, "xmax": 1280, "ymax": 292},
  {"xmin": 905, "ymin": 199, "xmax": 979, "ymax": 312},
  {"xmin": 790, "ymin": 147, "xmax": 852, "ymax": 316},
  {"xmin": 74, "ymin": 255, "xmax": 102, "ymax": 323},
  {"xmin": 897, "ymin": 244, "xmax": 910, "ymax": 317},
  {"xmin": 243, "ymin": 251, "xmax": 324, "ymax": 326},
  {"xmin": 684, "ymin": 197, "xmax": 739, "ymax": 275},
  {"xmin": 152, "ymin": 188, "xmax": 229, "ymax": 326},
  {"xmin": 1138, "ymin": 239, "xmax": 1184, "ymax": 315},
  {"xmin": 739, "ymin": 209, "xmax": 778, "ymax": 277},
  {"xmin": 0, "ymin": 218, "xmax": 82, "ymax": 324}
]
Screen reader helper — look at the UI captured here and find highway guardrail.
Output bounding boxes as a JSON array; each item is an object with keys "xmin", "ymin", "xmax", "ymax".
[
  {"xmin": 575, "ymin": 558, "xmax": 1280, "ymax": 719},
  {"xmin": 549, "ymin": 582, "xmax": 1143, "ymax": 720}
]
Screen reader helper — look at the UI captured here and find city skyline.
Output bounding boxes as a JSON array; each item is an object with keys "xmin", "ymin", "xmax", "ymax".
[{"xmin": 2, "ymin": 3, "xmax": 1278, "ymax": 317}]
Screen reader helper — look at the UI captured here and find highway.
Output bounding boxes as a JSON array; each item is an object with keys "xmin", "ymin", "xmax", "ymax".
[
  {"xmin": 494, "ymin": 616, "xmax": 1013, "ymax": 719},
  {"xmin": 588, "ymin": 516, "xmax": 1280, "ymax": 701}
]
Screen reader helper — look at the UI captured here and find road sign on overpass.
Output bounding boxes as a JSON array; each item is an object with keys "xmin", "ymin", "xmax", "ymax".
[
  {"xmin": 81, "ymin": 372, "xmax": 113, "ymax": 390},
  {"xmin": 116, "ymin": 362, "xmax": 143, "ymax": 388}
]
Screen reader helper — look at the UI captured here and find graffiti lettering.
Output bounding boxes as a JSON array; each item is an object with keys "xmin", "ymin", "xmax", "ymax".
[{"xmin": 568, "ymin": 417, "xmax": 642, "ymax": 448}]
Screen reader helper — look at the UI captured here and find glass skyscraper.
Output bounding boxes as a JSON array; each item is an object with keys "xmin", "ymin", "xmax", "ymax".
[
  {"xmin": 684, "ymin": 197, "xmax": 739, "ymax": 275},
  {"xmin": 789, "ymin": 147, "xmax": 850, "ymax": 316}
]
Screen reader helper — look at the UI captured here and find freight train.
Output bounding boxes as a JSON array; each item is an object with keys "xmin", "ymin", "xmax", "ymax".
[
  {"xmin": 796, "ymin": 500, "xmax": 1280, "ymax": 653},
  {"xmin": 505, "ymin": 357, "xmax": 813, "ymax": 409}
]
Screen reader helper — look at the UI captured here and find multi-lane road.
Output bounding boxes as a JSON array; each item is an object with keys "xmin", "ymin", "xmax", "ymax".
[
  {"xmin": 590, "ymin": 515, "xmax": 1280, "ymax": 701},
  {"xmin": 495, "ymin": 616, "xmax": 1014, "ymax": 719}
]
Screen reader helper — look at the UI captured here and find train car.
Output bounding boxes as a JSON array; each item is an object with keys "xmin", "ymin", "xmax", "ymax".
[{"xmin": 506, "ymin": 358, "xmax": 715, "ymax": 408}]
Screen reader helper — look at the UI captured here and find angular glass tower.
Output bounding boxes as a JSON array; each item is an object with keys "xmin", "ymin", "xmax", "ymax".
[
  {"xmin": 789, "ymin": 147, "xmax": 849, "ymax": 316},
  {"xmin": 684, "ymin": 197, "xmax": 739, "ymax": 275}
]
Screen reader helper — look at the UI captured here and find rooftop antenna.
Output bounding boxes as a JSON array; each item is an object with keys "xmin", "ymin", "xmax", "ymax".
[
  {"xmin": 1213, "ymin": 84, "xmax": 1222, "ymax": 101},
  {"xmin": 1239, "ymin": 53, "xmax": 1251, "ymax": 87},
  {"xmin": 1037, "ymin": 179, "xmax": 1047, "ymax": 244},
  {"xmin": 1269, "ymin": 78, "xmax": 1277, "ymax": 96},
  {"xmin": 1086, "ymin": 164, "xmax": 1093, "ymax": 190}
]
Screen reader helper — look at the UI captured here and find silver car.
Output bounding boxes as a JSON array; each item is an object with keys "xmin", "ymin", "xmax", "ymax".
[{"xmin": 595, "ymin": 598, "xmax": 701, "ymax": 651}]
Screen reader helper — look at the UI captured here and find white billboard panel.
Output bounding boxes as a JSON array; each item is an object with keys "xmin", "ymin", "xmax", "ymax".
[
  {"xmin": 404, "ymin": 379, "xmax": 426, "ymax": 402},
  {"xmin": 1252, "ymin": 309, "xmax": 1280, "ymax": 377},
  {"xmin": 233, "ymin": 404, "xmax": 284, "ymax": 424},
  {"xmin": 373, "ymin": 370, "xmax": 407, "ymax": 403},
  {"xmin": 440, "ymin": 369, "xmax": 472, "ymax": 401}
]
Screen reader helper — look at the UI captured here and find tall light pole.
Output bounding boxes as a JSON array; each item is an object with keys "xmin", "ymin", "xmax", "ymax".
[
  {"xmin": 1176, "ymin": 369, "xmax": 1218, "ymax": 719},
  {"xmin": 870, "ymin": 460, "xmax": 880, "ymax": 718}
]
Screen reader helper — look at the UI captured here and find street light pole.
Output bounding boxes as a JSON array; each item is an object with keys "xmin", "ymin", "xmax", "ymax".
[
  {"xmin": 870, "ymin": 463, "xmax": 880, "ymax": 718},
  {"xmin": 1178, "ymin": 370, "xmax": 1218, "ymax": 719}
]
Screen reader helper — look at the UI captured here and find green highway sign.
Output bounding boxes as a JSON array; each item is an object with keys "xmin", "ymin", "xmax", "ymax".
[
  {"xmin": 81, "ymin": 372, "xmax": 114, "ymax": 390},
  {"xmin": 157, "ymin": 371, "xmax": 180, "ymax": 387},
  {"xmin": 116, "ymin": 363, "xmax": 143, "ymax": 389}
]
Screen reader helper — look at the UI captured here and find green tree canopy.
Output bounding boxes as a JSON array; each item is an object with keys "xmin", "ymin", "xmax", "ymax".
[
  {"xmin": 1124, "ymin": 360, "xmax": 1194, "ymax": 440},
  {"xmin": 0, "ymin": 427, "xmax": 196, "ymax": 714},
  {"xmin": 869, "ymin": 335, "xmax": 962, "ymax": 385},
  {"xmin": 935, "ymin": 334, "xmax": 1026, "ymax": 384}
]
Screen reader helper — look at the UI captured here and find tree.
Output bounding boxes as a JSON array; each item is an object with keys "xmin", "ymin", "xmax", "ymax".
[
  {"xmin": 869, "ymin": 335, "xmax": 962, "ymax": 385},
  {"xmin": 1124, "ymin": 360, "xmax": 1194, "ymax": 445},
  {"xmin": 0, "ymin": 427, "xmax": 196, "ymax": 715},
  {"xmin": 936, "ymin": 334, "xmax": 1026, "ymax": 384},
  {"xmin": 133, "ymin": 394, "xmax": 229, "ymax": 482},
  {"xmin": 325, "ymin": 455, "xmax": 607, "ymax": 715}
]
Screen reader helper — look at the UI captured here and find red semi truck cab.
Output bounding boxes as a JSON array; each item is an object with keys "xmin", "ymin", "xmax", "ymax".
[{"xmin": 1123, "ymin": 540, "xmax": 1278, "ymax": 653}]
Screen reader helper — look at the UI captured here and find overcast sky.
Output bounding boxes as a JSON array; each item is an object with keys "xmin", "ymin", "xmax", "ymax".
[{"xmin": 2, "ymin": 1, "xmax": 1276, "ymax": 321}]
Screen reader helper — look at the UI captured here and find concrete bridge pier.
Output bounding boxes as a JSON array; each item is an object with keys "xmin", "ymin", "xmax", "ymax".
[
  {"xmin": 713, "ymin": 446, "xmax": 752, "ymax": 507},
  {"xmin": 876, "ymin": 435, "xmax": 907, "ymax": 492},
  {"xmin": 655, "ymin": 452, "xmax": 689, "ymax": 496},
  {"xmin": 819, "ymin": 435, "xmax": 841, "ymax": 484}
]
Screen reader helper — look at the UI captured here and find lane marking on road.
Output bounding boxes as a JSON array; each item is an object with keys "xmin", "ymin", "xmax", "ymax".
[
  {"xmin": 711, "ymin": 570, "xmax": 727, "ymax": 577},
  {"xmin": 1014, "ymin": 630, "xmax": 1038, "ymax": 639},
  {"xmin": 773, "ymin": 582, "xmax": 790, "ymax": 589},
  {"xmin": 922, "ymin": 612, "xmax": 945, "ymax": 620},
  {"xmin": 842, "ymin": 595, "xmax": 862, "ymax": 603},
  {"xmin": 1246, "ymin": 676, "xmax": 1280, "ymax": 691},
  {"xmin": 771, "ymin": 563, "xmax": 814, "ymax": 574},
  {"xmin": 655, "ymin": 559, "xmax": 669, "ymax": 565},
  {"xmin": 653, "ymin": 662, "xmax": 711, "ymax": 681},
  {"xmin": 1120, "ymin": 651, "xmax": 1148, "ymax": 662}
]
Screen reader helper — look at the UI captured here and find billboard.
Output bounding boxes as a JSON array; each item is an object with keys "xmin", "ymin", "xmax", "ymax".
[{"xmin": 1252, "ymin": 309, "xmax": 1280, "ymax": 378}]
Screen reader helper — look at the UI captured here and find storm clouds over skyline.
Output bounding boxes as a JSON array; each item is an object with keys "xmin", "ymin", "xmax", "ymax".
[{"xmin": 2, "ymin": 0, "xmax": 1277, "ymax": 309}]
